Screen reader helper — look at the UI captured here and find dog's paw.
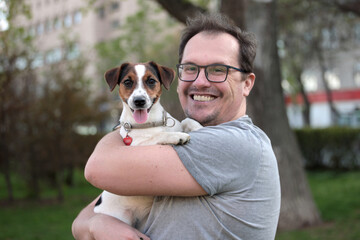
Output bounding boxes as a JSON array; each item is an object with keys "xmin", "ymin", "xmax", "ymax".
[
  {"xmin": 181, "ymin": 118, "xmax": 203, "ymax": 133},
  {"xmin": 163, "ymin": 132, "xmax": 190, "ymax": 145}
]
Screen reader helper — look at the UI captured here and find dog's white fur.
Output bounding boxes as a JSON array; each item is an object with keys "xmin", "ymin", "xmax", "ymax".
[{"xmin": 94, "ymin": 62, "xmax": 201, "ymax": 226}]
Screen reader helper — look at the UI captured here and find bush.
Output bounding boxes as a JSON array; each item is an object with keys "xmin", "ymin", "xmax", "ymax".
[{"xmin": 295, "ymin": 127, "xmax": 360, "ymax": 170}]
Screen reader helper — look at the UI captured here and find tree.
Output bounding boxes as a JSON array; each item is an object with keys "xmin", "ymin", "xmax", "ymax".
[
  {"xmin": 245, "ymin": 0, "xmax": 321, "ymax": 229},
  {"xmin": 155, "ymin": 0, "xmax": 321, "ymax": 230},
  {"xmin": 279, "ymin": 0, "xmax": 360, "ymax": 126},
  {"xmin": 0, "ymin": 0, "xmax": 34, "ymax": 202},
  {"xmin": 321, "ymin": 0, "xmax": 360, "ymax": 16},
  {"xmin": 1, "ymin": 0, "xmax": 109, "ymax": 200}
]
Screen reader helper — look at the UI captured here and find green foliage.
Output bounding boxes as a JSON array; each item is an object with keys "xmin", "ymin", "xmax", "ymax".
[
  {"xmin": 277, "ymin": 0, "xmax": 360, "ymax": 97},
  {"xmin": 295, "ymin": 127, "xmax": 360, "ymax": 170},
  {"xmin": 276, "ymin": 171, "xmax": 360, "ymax": 240},
  {"xmin": 11, "ymin": 57, "xmax": 109, "ymax": 199},
  {"xmin": 95, "ymin": 0, "xmax": 180, "ymax": 72},
  {"xmin": 1, "ymin": 8, "xmax": 110, "ymax": 200}
]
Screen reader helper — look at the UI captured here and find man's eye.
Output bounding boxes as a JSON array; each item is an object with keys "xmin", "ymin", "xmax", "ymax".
[
  {"xmin": 184, "ymin": 65, "xmax": 197, "ymax": 73},
  {"xmin": 209, "ymin": 66, "xmax": 227, "ymax": 75},
  {"xmin": 123, "ymin": 79, "xmax": 133, "ymax": 88}
]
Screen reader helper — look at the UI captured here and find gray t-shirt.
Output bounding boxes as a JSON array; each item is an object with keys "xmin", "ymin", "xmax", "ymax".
[{"xmin": 140, "ymin": 116, "xmax": 281, "ymax": 239}]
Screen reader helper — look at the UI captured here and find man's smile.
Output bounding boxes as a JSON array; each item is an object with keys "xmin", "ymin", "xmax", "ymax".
[{"xmin": 192, "ymin": 94, "xmax": 215, "ymax": 102}]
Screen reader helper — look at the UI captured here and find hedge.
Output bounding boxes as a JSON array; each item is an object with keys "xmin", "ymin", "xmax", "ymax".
[{"xmin": 294, "ymin": 127, "xmax": 360, "ymax": 170}]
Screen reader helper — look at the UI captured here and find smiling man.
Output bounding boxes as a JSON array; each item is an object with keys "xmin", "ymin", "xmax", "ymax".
[{"xmin": 72, "ymin": 13, "xmax": 281, "ymax": 240}]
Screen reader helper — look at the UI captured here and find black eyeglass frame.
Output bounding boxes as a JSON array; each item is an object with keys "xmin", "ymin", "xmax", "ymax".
[{"xmin": 176, "ymin": 63, "xmax": 250, "ymax": 83}]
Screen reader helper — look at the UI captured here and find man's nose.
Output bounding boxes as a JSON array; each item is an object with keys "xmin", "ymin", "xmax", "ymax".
[{"xmin": 193, "ymin": 68, "xmax": 211, "ymax": 86}]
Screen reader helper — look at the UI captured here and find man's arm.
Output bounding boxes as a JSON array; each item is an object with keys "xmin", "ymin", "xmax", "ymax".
[
  {"xmin": 85, "ymin": 130, "xmax": 206, "ymax": 196},
  {"xmin": 72, "ymin": 196, "xmax": 150, "ymax": 240}
]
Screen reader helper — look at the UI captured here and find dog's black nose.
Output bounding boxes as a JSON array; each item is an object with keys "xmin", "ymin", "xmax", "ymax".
[{"xmin": 134, "ymin": 97, "xmax": 146, "ymax": 107}]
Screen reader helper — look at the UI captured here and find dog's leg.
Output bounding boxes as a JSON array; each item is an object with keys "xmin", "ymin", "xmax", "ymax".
[
  {"xmin": 181, "ymin": 118, "xmax": 203, "ymax": 133},
  {"xmin": 136, "ymin": 132, "xmax": 190, "ymax": 146}
]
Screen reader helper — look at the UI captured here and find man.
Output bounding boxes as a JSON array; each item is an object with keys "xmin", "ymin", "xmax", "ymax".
[{"xmin": 72, "ymin": 13, "xmax": 281, "ymax": 240}]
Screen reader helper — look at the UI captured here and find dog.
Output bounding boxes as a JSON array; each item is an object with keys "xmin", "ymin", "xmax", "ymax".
[{"xmin": 94, "ymin": 61, "xmax": 201, "ymax": 227}]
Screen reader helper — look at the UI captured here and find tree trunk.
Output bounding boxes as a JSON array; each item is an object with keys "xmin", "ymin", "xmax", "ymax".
[
  {"xmin": 314, "ymin": 42, "xmax": 340, "ymax": 125},
  {"xmin": 0, "ymin": 151, "xmax": 14, "ymax": 202},
  {"xmin": 293, "ymin": 65, "xmax": 311, "ymax": 126},
  {"xmin": 0, "ymin": 114, "xmax": 14, "ymax": 202},
  {"xmin": 246, "ymin": 0, "xmax": 321, "ymax": 229},
  {"xmin": 155, "ymin": 0, "xmax": 322, "ymax": 230},
  {"xmin": 220, "ymin": 0, "xmax": 247, "ymax": 30}
]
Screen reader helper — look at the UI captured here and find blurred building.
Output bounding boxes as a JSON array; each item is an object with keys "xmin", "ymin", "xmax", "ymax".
[
  {"xmin": 284, "ymin": 22, "xmax": 360, "ymax": 128},
  {"xmin": 15, "ymin": 0, "xmax": 142, "ymax": 82},
  {"xmin": 14, "ymin": 0, "xmax": 360, "ymax": 128}
]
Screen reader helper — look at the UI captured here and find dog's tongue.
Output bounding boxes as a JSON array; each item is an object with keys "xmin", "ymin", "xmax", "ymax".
[{"xmin": 133, "ymin": 109, "xmax": 148, "ymax": 124}]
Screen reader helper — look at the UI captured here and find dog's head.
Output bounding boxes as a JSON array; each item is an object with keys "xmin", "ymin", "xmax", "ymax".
[{"xmin": 104, "ymin": 61, "xmax": 175, "ymax": 124}]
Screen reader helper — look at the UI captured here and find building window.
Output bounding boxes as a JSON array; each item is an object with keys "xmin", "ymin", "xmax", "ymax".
[
  {"xmin": 74, "ymin": 10, "xmax": 82, "ymax": 25},
  {"xmin": 322, "ymin": 27, "xmax": 338, "ymax": 49},
  {"xmin": 97, "ymin": 6, "xmax": 105, "ymax": 19},
  {"xmin": 54, "ymin": 17, "xmax": 62, "ymax": 30},
  {"xmin": 111, "ymin": 19, "xmax": 120, "ymax": 29},
  {"xmin": 325, "ymin": 71, "xmax": 341, "ymax": 90},
  {"xmin": 28, "ymin": 26, "xmax": 36, "ymax": 37},
  {"xmin": 355, "ymin": 23, "xmax": 360, "ymax": 43},
  {"xmin": 31, "ymin": 53, "xmax": 44, "ymax": 69},
  {"xmin": 64, "ymin": 13, "xmax": 73, "ymax": 28},
  {"xmin": 36, "ymin": 22, "xmax": 44, "ymax": 36},
  {"xmin": 46, "ymin": 48, "xmax": 62, "ymax": 64},
  {"xmin": 45, "ymin": 19, "xmax": 53, "ymax": 33},
  {"xmin": 15, "ymin": 57, "xmax": 27, "ymax": 70},
  {"xmin": 66, "ymin": 43, "xmax": 80, "ymax": 60},
  {"xmin": 301, "ymin": 73, "xmax": 318, "ymax": 92},
  {"xmin": 354, "ymin": 61, "xmax": 360, "ymax": 87},
  {"xmin": 111, "ymin": 1, "xmax": 120, "ymax": 11}
]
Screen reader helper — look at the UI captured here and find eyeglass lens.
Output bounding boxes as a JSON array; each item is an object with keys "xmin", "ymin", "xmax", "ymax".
[{"xmin": 178, "ymin": 64, "xmax": 228, "ymax": 82}]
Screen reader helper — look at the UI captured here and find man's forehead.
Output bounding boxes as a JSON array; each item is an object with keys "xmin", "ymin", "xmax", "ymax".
[{"xmin": 182, "ymin": 32, "xmax": 239, "ymax": 65}]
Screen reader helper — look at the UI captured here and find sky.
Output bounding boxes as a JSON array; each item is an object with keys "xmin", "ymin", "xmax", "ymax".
[{"xmin": 0, "ymin": 0, "xmax": 9, "ymax": 31}]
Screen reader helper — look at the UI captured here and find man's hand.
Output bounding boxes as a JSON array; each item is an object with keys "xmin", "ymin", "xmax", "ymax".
[
  {"xmin": 88, "ymin": 214, "xmax": 150, "ymax": 240},
  {"xmin": 72, "ymin": 196, "xmax": 150, "ymax": 240}
]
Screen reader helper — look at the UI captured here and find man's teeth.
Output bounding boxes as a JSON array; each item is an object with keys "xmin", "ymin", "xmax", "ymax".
[{"xmin": 193, "ymin": 95, "xmax": 214, "ymax": 101}]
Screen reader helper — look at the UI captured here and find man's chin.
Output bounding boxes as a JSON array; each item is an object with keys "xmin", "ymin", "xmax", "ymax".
[{"xmin": 186, "ymin": 111, "xmax": 218, "ymax": 126}]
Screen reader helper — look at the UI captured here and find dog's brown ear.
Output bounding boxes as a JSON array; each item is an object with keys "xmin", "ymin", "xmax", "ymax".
[
  {"xmin": 104, "ymin": 63, "xmax": 130, "ymax": 91},
  {"xmin": 104, "ymin": 67, "xmax": 119, "ymax": 91},
  {"xmin": 149, "ymin": 61, "xmax": 175, "ymax": 90}
]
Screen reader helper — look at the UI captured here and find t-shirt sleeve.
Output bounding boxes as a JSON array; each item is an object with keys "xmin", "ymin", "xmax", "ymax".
[{"xmin": 173, "ymin": 124, "xmax": 262, "ymax": 196}]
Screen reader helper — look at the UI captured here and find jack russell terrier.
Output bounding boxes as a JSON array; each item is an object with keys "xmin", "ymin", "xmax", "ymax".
[{"xmin": 94, "ymin": 61, "xmax": 201, "ymax": 227}]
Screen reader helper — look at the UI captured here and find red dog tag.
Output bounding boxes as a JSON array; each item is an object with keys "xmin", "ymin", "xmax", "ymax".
[{"xmin": 123, "ymin": 135, "xmax": 132, "ymax": 146}]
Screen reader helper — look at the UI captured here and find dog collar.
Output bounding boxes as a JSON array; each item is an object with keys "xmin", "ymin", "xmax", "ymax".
[{"xmin": 113, "ymin": 111, "xmax": 176, "ymax": 146}]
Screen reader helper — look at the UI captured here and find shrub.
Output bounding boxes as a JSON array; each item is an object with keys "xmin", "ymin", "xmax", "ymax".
[{"xmin": 295, "ymin": 127, "xmax": 360, "ymax": 170}]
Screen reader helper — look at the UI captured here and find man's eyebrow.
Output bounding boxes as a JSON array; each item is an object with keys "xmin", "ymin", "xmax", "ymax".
[{"xmin": 180, "ymin": 62, "xmax": 228, "ymax": 65}]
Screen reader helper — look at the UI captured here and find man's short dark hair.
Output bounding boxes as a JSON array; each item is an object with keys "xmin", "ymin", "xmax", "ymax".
[{"xmin": 179, "ymin": 12, "xmax": 257, "ymax": 73}]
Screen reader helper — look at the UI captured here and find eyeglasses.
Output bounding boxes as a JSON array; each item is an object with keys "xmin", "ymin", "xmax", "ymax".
[{"xmin": 176, "ymin": 63, "xmax": 249, "ymax": 83}]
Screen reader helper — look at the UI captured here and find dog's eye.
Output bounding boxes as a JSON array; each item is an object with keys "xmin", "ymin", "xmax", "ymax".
[
  {"xmin": 146, "ymin": 78, "xmax": 157, "ymax": 87},
  {"xmin": 123, "ymin": 79, "xmax": 133, "ymax": 88}
]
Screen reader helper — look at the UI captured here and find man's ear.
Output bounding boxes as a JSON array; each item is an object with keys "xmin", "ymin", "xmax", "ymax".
[{"xmin": 243, "ymin": 73, "xmax": 255, "ymax": 97}]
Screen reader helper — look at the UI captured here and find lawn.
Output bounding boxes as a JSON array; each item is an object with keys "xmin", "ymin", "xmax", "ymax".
[
  {"xmin": 0, "ymin": 172, "xmax": 101, "ymax": 240},
  {"xmin": 276, "ymin": 171, "xmax": 360, "ymax": 240},
  {"xmin": 0, "ymin": 170, "xmax": 359, "ymax": 239}
]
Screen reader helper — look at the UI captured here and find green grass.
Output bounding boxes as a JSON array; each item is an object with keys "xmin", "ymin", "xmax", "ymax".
[
  {"xmin": 0, "ymin": 171, "xmax": 101, "ymax": 240},
  {"xmin": 1, "ymin": 170, "xmax": 360, "ymax": 239},
  {"xmin": 276, "ymin": 171, "xmax": 360, "ymax": 240}
]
